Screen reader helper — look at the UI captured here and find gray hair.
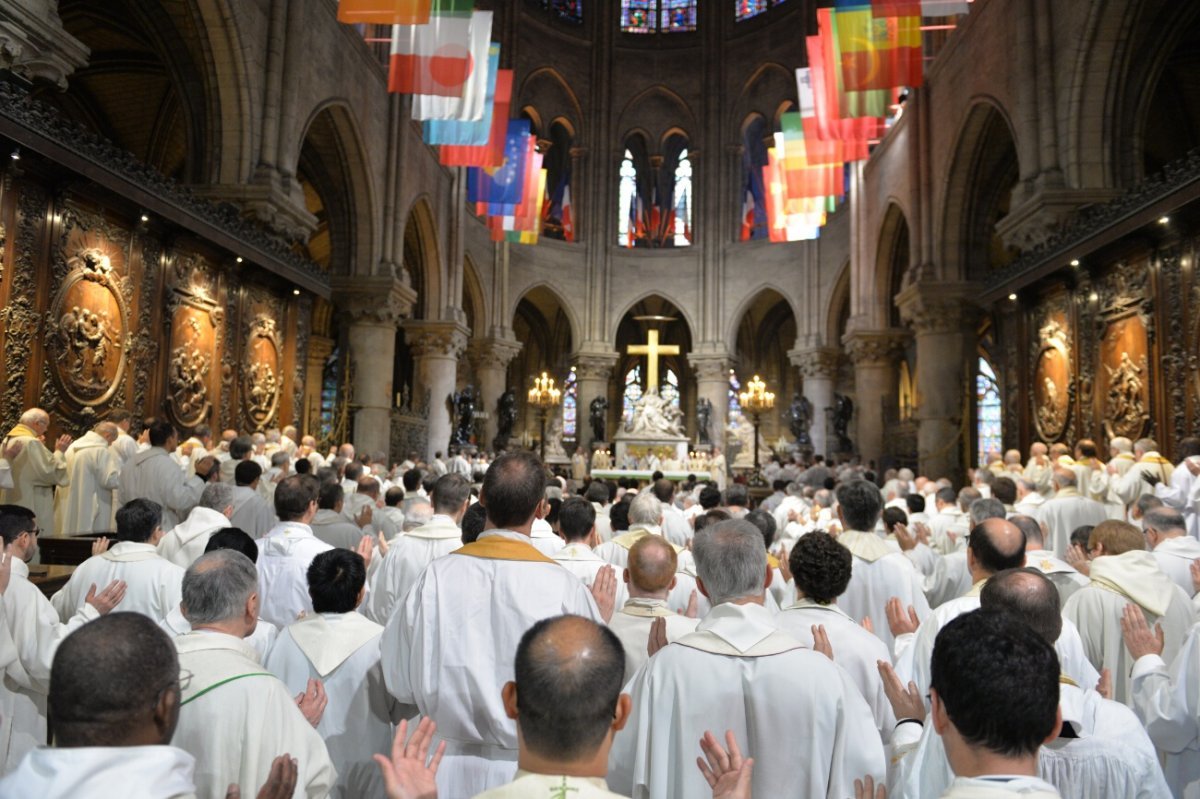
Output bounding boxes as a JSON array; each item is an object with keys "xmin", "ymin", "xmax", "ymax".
[
  {"xmin": 692, "ymin": 519, "xmax": 767, "ymax": 605},
  {"xmin": 19, "ymin": 408, "xmax": 47, "ymax": 426},
  {"xmin": 403, "ymin": 501, "xmax": 433, "ymax": 531},
  {"xmin": 181, "ymin": 550, "xmax": 258, "ymax": 625},
  {"xmin": 813, "ymin": 489, "xmax": 834, "ymax": 509},
  {"xmin": 270, "ymin": 451, "xmax": 290, "ymax": 467},
  {"xmin": 629, "ymin": 491, "xmax": 663, "ymax": 526},
  {"xmin": 199, "ymin": 481, "xmax": 234, "ymax": 512},
  {"xmin": 969, "ymin": 497, "xmax": 1007, "ymax": 526}
]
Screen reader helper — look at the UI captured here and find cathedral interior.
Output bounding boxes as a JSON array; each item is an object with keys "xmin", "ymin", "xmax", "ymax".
[{"xmin": 1, "ymin": 0, "xmax": 1199, "ymax": 483}]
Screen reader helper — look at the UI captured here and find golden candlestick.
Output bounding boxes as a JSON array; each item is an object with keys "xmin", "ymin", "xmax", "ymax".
[
  {"xmin": 528, "ymin": 372, "xmax": 562, "ymax": 461},
  {"xmin": 738, "ymin": 374, "xmax": 775, "ymax": 486}
]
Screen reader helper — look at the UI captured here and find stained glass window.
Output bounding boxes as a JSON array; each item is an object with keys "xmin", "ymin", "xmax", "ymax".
[
  {"xmin": 735, "ymin": 0, "xmax": 785, "ymax": 21},
  {"xmin": 976, "ymin": 357, "xmax": 1001, "ymax": 468},
  {"xmin": 661, "ymin": 368, "xmax": 681, "ymax": 408},
  {"xmin": 662, "ymin": 0, "xmax": 697, "ymax": 31},
  {"xmin": 546, "ymin": 0, "xmax": 583, "ymax": 23},
  {"xmin": 622, "ymin": 0, "xmax": 696, "ymax": 33},
  {"xmin": 623, "ymin": 366, "xmax": 644, "ymax": 424},
  {"xmin": 563, "ymin": 368, "xmax": 578, "ymax": 437},
  {"xmin": 728, "ymin": 369, "xmax": 743, "ymax": 422},
  {"xmin": 617, "ymin": 150, "xmax": 637, "ymax": 247},
  {"xmin": 672, "ymin": 150, "xmax": 693, "ymax": 246},
  {"xmin": 621, "ymin": 0, "xmax": 655, "ymax": 32}
]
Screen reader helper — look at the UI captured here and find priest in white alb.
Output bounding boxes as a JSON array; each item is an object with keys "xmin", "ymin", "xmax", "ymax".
[
  {"xmin": 830, "ymin": 479, "xmax": 930, "ymax": 653},
  {"xmin": 1143, "ymin": 506, "xmax": 1200, "ymax": 596},
  {"xmin": 1014, "ymin": 514, "xmax": 1089, "ymax": 604},
  {"xmin": 607, "ymin": 518, "xmax": 884, "ymax": 799},
  {"xmin": 365, "ymin": 473, "xmax": 470, "ymax": 624},
  {"xmin": 55, "ymin": 421, "xmax": 120, "ymax": 535},
  {"xmin": 0, "ymin": 409, "xmax": 70, "ymax": 537},
  {"xmin": 551, "ymin": 497, "xmax": 627, "ymax": 604},
  {"xmin": 171, "ymin": 549, "xmax": 335, "ymax": 798},
  {"xmin": 1063, "ymin": 520, "xmax": 1196, "ymax": 704},
  {"xmin": 265, "ymin": 548, "xmax": 395, "ymax": 798},
  {"xmin": 50, "ymin": 498, "xmax": 182, "ymax": 624},
  {"xmin": 1108, "ymin": 438, "xmax": 1175, "ymax": 512},
  {"xmin": 1036, "ymin": 468, "xmax": 1109, "ymax": 557},
  {"xmin": 381, "ymin": 451, "xmax": 614, "ymax": 798},
  {"xmin": 156, "ymin": 482, "xmax": 233, "ymax": 569},
  {"xmin": 119, "ymin": 420, "xmax": 207, "ymax": 531},
  {"xmin": 229, "ymin": 461, "xmax": 277, "ymax": 539}
]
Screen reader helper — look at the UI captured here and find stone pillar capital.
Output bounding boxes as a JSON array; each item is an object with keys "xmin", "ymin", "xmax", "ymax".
[
  {"xmin": 332, "ymin": 276, "xmax": 416, "ymax": 326},
  {"xmin": 688, "ymin": 353, "xmax": 732, "ymax": 383},
  {"xmin": 0, "ymin": 1, "xmax": 90, "ymax": 90},
  {"xmin": 469, "ymin": 337, "xmax": 522, "ymax": 371},
  {"xmin": 404, "ymin": 320, "xmax": 470, "ymax": 360},
  {"xmin": 572, "ymin": 351, "xmax": 619, "ymax": 381},
  {"xmin": 789, "ymin": 346, "xmax": 842, "ymax": 379},
  {"xmin": 842, "ymin": 330, "xmax": 909, "ymax": 365},
  {"xmin": 896, "ymin": 282, "xmax": 980, "ymax": 335}
]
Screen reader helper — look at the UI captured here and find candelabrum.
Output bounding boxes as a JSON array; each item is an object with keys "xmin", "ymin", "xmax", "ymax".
[
  {"xmin": 528, "ymin": 371, "xmax": 562, "ymax": 462},
  {"xmin": 738, "ymin": 374, "xmax": 775, "ymax": 487}
]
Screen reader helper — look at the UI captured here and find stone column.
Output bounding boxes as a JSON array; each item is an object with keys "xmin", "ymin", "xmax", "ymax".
[
  {"xmin": 573, "ymin": 351, "xmax": 619, "ymax": 448},
  {"xmin": 406, "ymin": 320, "xmax": 469, "ymax": 462},
  {"xmin": 843, "ymin": 330, "xmax": 909, "ymax": 467},
  {"xmin": 0, "ymin": 0, "xmax": 89, "ymax": 89},
  {"xmin": 689, "ymin": 353, "xmax": 731, "ymax": 451},
  {"xmin": 898, "ymin": 283, "xmax": 976, "ymax": 483},
  {"xmin": 332, "ymin": 276, "xmax": 416, "ymax": 457},
  {"xmin": 469, "ymin": 336, "xmax": 522, "ymax": 449},
  {"xmin": 789, "ymin": 347, "xmax": 841, "ymax": 459}
]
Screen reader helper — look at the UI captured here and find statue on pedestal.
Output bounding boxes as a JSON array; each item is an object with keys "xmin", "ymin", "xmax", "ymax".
[
  {"xmin": 451, "ymin": 385, "xmax": 476, "ymax": 447},
  {"xmin": 833, "ymin": 393, "xmax": 854, "ymax": 453},
  {"xmin": 696, "ymin": 397, "xmax": 713, "ymax": 445},
  {"xmin": 589, "ymin": 395, "xmax": 609, "ymax": 444},
  {"xmin": 495, "ymin": 388, "xmax": 517, "ymax": 450},
  {"xmin": 787, "ymin": 392, "xmax": 813, "ymax": 449},
  {"xmin": 625, "ymin": 391, "xmax": 685, "ymax": 438}
]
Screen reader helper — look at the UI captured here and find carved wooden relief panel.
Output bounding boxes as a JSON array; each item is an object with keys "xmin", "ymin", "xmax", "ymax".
[
  {"xmin": 1032, "ymin": 305, "xmax": 1071, "ymax": 442},
  {"xmin": 242, "ymin": 290, "xmax": 283, "ymax": 431},
  {"xmin": 165, "ymin": 254, "xmax": 223, "ymax": 429},
  {"xmin": 1098, "ymin": 315, "xmax": 1150, "ymax": 441},
  {"xmin": 45, "ymin": 222, "xmax": 131, "ymax": 409}
]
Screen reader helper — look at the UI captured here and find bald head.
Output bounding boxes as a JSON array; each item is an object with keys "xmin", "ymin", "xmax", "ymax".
[
  {"xmin": 511, "ymin": 615, "xmax": 626, "ymax": 762},
  {"xmin": 1051, "ymin": 467, "xmax": 1076, "ymax": 489},
  {"xmin": 19, "ymin": 408, "xmax": 49, "ymax": 431},
  {"xmin": 968, "ymin": 518, "xmax": 1026, "ymax": 576},
  {"xmin": 627, "ymin": 535, "xmax": 678, "ymax": 594},
  {"xmin": 1007, "ymin": 514, "xmax": 1045, "ymax": 550},
  {"xmin": 979, "ymin": 568, "xmax": 1063, "ymax": 645},
  {"xmin": 93, "ymin": 421, "xmax": 119, "ymax": 443}
]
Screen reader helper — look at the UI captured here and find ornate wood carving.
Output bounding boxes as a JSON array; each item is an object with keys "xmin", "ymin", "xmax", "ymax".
[
  {"xmin": 1157, "ymin": 246, "xmax": 1188, "ymax": 439},
  {"xmin": 1031, "ymin": 301, "xmax": 1072, "ymax": 443},
  {"xmin": 164, "ymin": 253, "xmax": 222, "ymax": 429},
  {"xmin": 293, "ymin": 294, "xmax": 312, "ymax": 424},
  {"xmin": 44, "ymin": 211, "xmax": 131, "ymax": 417},
  {"xmin": 1, "ymin": 183, "xmax": 45, "ymax": 425},
  {"xmin": 242, "ymin": 288, "xmax": 283, "ymax": 431},
  {"xmin": 1095, "ymin": 263, "xmax": 1152, "ymax": 441},
  {"xmin": 132, "ymin": 234, "xmax": 162, "ymax": 413}
]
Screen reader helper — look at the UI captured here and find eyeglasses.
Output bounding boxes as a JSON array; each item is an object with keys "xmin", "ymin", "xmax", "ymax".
[{"xmin": 178, "ymin": 669, "xmax": 193, "ymax": 692}]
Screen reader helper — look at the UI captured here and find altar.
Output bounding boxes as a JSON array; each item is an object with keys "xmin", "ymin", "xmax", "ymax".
[
  {"xmin": 612, "ymin": 322, "xmax": 692, "ymax": 470},
  {"xmin": 592, "ymin": 469, "xmax": 711, "ymax": 483}
]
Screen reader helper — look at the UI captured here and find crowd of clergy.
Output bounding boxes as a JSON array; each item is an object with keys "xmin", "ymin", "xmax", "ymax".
[{"xmin": 2, "ymin": 404, "xmax": 1200, "ymax": 798}]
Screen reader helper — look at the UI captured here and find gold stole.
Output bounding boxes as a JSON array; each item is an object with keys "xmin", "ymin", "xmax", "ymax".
[
  {"xmin": 453, "ymin": 537, "xmax": 556, "ymax": 564},
  {"xmin": 5, "ymin": 424, "xmax": 38, "ymax": 439}
]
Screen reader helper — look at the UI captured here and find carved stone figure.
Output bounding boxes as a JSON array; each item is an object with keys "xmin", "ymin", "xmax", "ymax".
[
  {"xmin": 452, "ymin": 384, "xmax": 476, "ymax": 447},
  {"xmin": 1037, "ymin": 377, "xmax": 1060, "ymax": 437},
  {"xmin": 728, "ymin": 415, "xmax": 770, "ymax": 468},
  {"xmin": 495, "ymin": 388, "xmax": 517, "ymax": 449},
  {"xmin": 624, "ymin": 391, "xmax": 684, "ymax": 438},
  {"xmin": 246, "ymin": 362, "xmax": 278, "ymax": 422},
  {"xmin": 788, "ymin": 392, "xmax": 813, "ymax": 447},
  {"xmin": 833, "ymin": 393, "xmax": 854, "ymax": 453},
  {"xmin": 1105, "ymin": 352, "xmax": 1145, "ymax": 429},
  {"xmin": 589, "ymin": 395, "xmax": 609, "ymax": 443},
  {"xmin": 696, "ymin": 397, "xmax": 713, "ymax": 445},
  {"xmin": 544, "ymin": 415, "xmax": 568, "ymax": 458}
]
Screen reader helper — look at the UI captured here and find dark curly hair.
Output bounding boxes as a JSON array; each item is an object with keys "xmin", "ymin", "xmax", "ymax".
[{"xmin": 788, "ymin": 531, "xmax": 852, "ymax": 604}]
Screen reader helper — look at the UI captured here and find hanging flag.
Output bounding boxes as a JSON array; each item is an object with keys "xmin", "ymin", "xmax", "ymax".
[
  {"xmin": 921, "ymin": 0, "xmax": 970, "ymax": 16},
  {"xmin": 439, "ymin": 69, "xmax": 513, "ymax": 167},
  {"xmin": 561, "ymin": 183, "xmax": 575, "ymax": 242},
  {"xmin": 409, "ymin": 11, "xmax": 494, "ymax": 119},
  {"xmin": 337, "ymin": 0, "xmax": 434, "ymax": 25},
  {"xmin": 834, "ymin": 0, "xmax": 922, "ymax": 91},
  {"xmin": 814, "ymin": 8, "xmax": 891, "ymax": 120},
  {"xmin": 869, "ymin": 0, "xmax": 921, "ymax": 16},
  {"xmin": 740, "ymin": 189, "xmax": 755, "ymax": 241},
  {"xmin": 388, "ymin": 6, "xmax": 485, "ymax": 98},
  {"xmin": 424, "ymin": 44, "xmax": 499, "ymax": 145},
  {"xmin": 466, "ymin": 120, "xmax": 532, "ymax": 215}
]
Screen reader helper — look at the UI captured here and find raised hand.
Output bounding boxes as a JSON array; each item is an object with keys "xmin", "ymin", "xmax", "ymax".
[
  {"xmin": 355, "ymin": 505, "xmax": 374, "ymax": 529},
  {"xmin": 648, "ymin": 616, "xmax": 669, "ymax": 658},
  {"xmin": 683, "ymin": 589, "xmax": 699, "ymax": 619},
  {"xmin": 356, "ymin": 535, "xmax": 375, "ymax": 569},
  {"xmin": 1096, "ymin": 668, "xmax": 1113, "ymax": 700},
  {"xmin": 885, "ymin": 597, "xmax": 920, "ymax": 637},
  {"xmin": 55, "ymin": 434, "xmax": 72, "ymax": 453},
  {"xmin": 877, "ymin": 659, "xmax": 926, "ymax": 722},
  {"xmin": 776, "ymin": 545, "xmax": 792, "ymax": 584},
  {"xmin": 376, "ymin": 530, "xmax": 391, "ymax": 557},
  {"xmin": 2, "ymin": 439, "xmax": 23, "ymax": 461},
  {"xmin": 812, "ymin": 624, "xmax": 834, "ymax": 661},
  {"xmin": 855, "ymin": 775, "xmax": 887, "ymax": 799},
  {"xmin": 1120, "ymin": 603, "xmax": 1164, "ymax": 661},
  {"xmin": 295, "ymin": 678, "xmax": 328, "ymax": 727},
  {"xmin": 224, "ymin": 754, "xmax": 300, "ymax": 799},
  {"xmin": 1191, "ymin": 559, "xmax": 1200, "ymax": 595},
  {"xmin": 374, "ymin": 718, "xmax": 444, "ymax": 799},
  {"xmin": 91, "ymin": 536, "xmax": 111, "ymax": 556},
  {"xmin": 85, "ymin": 579, "xmax": 126, "ymax": 614},
  {"xmin": 590, "ymin": 565, "xmax": 618, "ymax": 623},
  {"xmin": 913, "ymin": 522, "xmax": 932, "ymax": 547},
  {"xmin": 0, "ymin": 551, "xmax": 11, "ymax": 596},
  {"xmin": 697, "ymin": 730, "xmax": 754, "ymax": 799},
  {"xmin": 1066, "ymin": 543, "xmax": 1090, "ymax": 577},
  {"xmin": 861, "ymin": 616, "xmax": 874, "ymax": 635}
]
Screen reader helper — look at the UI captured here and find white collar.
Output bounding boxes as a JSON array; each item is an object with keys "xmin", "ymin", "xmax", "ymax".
[{"xmin": 695, "ymin": 601, "xmax": 778, "ymax": 652}]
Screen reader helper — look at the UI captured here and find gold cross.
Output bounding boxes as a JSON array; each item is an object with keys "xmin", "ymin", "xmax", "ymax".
[{"xmin": 627, "ymin": 328, "xmax": 679, "ymax": 392}]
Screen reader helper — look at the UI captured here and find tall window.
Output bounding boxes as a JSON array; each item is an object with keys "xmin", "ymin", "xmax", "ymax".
[
  {"xmin": 621, "ymin": 0, "xmax": 696, "ymax": 33},
  {"xmin": 735, "ymin": 0, "xmax": 785, "ymax": 21},
  {"xmin": 617, "ymin": 150, "xmax": 637, "ymax": 247},
  {"xmin": 543, "ymin": 0, "xmax": 583, "ymax": 23},
  {"xmin": 563, "ymin": 367, "xmax": 578, "ymax": 437},
  {"xmin": 672, "ymin": 150, "xmax": 693, "ymax": 246},
  {"xmin": 728, "ymin": 369, "xmax": 743, "ymax": 422},
  {"xmin": 661, "ymin": 368, "xmax": 681, "ymax": 408},
  {"xmin": 623, "ymin": 365, "xmax": 644, "ymax": 424},
  {"xmin": 976, "ymin": 357, "xmax": 1001, "ymax": 468}
]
